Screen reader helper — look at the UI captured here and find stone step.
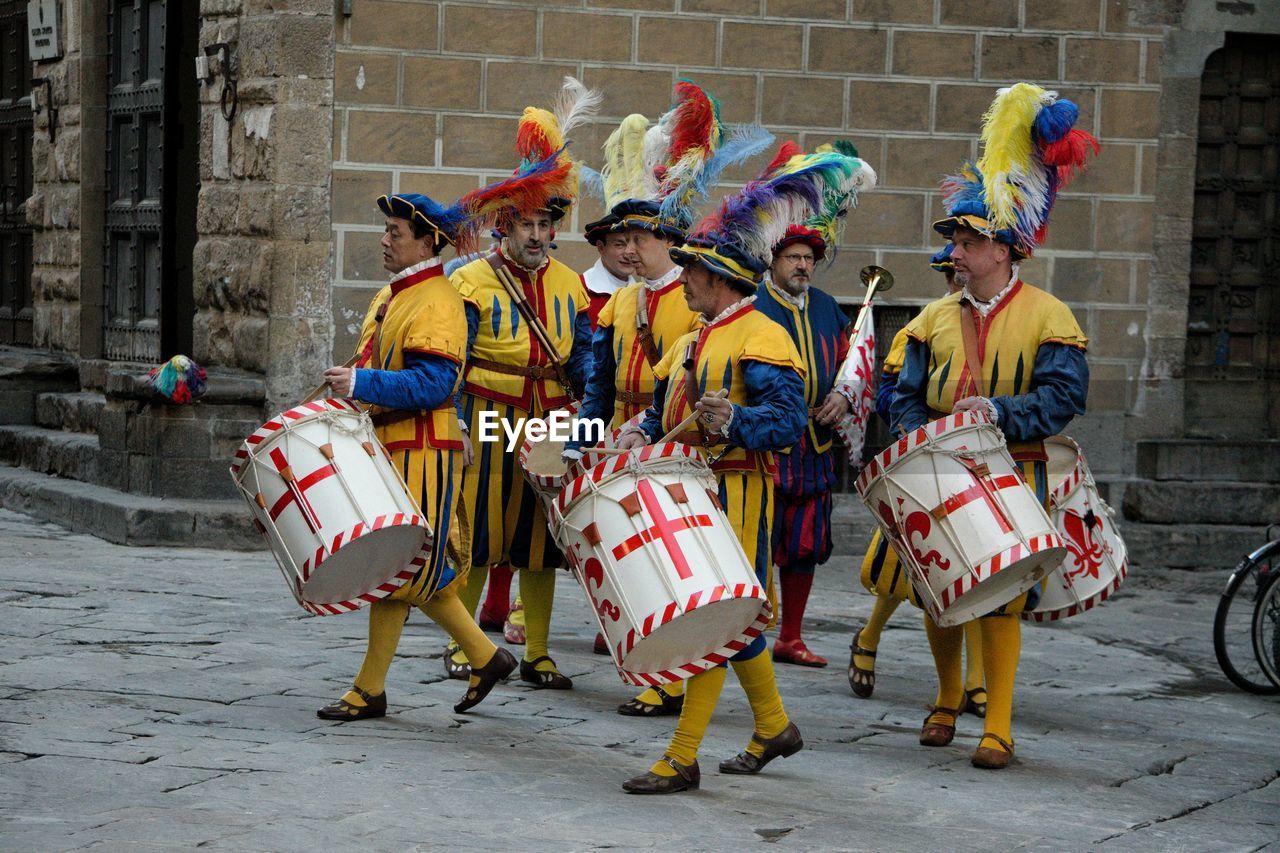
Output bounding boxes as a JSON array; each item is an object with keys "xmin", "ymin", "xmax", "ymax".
[
  {"xmin": 0, "ymin": 463, "xmax": 262, "ymax": 549},
  {"xmin": 0, "ymin": 425, "xmax": 100, "ymax": 485},
  {"xmin": 0, "ymin": 345, "xmax": 78, "ymax": 425},
  {"xmin": 1120, "ymin": 521, "xmax": 1272, "ymax": 571},
  {"xmin": 1122, "ymin": 479, "xmax": 1280, "ymax": 526},
  {"xmin": 1136, "ymin": 439, "xmax": 1280, "ymax": 483},
  {"xmin": 34, "ymin": 391, "xmax": 106, "ymax": 434}
]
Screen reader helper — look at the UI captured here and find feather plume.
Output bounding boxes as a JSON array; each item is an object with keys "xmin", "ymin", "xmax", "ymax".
[
  {"xmin": 692, "ymin": 148, "xmax": 865, "ymax": 266},
  {"xmin": 458, "ymin": 149, "xmax": 573, "ymax": 231},
  {"xmin": 553, "ymin": 76, "xmax": 602, "ymax": 139},
  {"xmin": 515, "ymin": 107, "xmax": 564, "ymax": 167},
  {"xmin": 601, "ymin": 113, "xmax": 652, "ymax": 208},
  {"xmin": 578, "ymin": 164, "xmax": 606, "ymax": 204}
]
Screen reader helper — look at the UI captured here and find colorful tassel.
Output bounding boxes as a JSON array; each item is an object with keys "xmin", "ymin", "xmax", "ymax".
[{"xmin": 148, "ymin": 355, "xmax": 207, "ymax": 405}]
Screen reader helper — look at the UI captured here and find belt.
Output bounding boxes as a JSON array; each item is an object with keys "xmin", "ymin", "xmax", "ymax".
[
  {"xmin": 468, "ymin": 356, "xmax": 558, "ymax": 381},
  {"xmin": 371, "ymin": 410, "xmax": 424, "ymax": 428},
  {"xmin": 617, "ymin": 389, "xmax": 653, "ymax": 405}
]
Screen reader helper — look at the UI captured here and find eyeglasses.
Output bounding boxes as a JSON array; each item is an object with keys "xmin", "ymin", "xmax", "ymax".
[{"xmin": 778, "ymin": 254, "xmax": 814, "ymax": 264}]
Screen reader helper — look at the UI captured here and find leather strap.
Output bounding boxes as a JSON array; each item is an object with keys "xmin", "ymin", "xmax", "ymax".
[
  {"xmin": 616, "ymin": 389, "xmax": 653, "ymax": 405},
  {"xmin": 680, "ymin": 339, "xmax": 709, "ymax": 445},
  {"xmin": 485, "ymin": 252, "xmax": 575, "ymax": 395},
  {"xmin": 356, "ymin": 299, "xmax": 390, "ymax": 369},
  {"xmin": 959, "ymin": 301, "xmax": 987, "ymax": 398},
  {"xmin": 468, "ymin": 356, "xmax": 558, "ymax": 380},
  {"xmin": 634, "ymin": 289, "xmax": 662, "ymax": 367}
]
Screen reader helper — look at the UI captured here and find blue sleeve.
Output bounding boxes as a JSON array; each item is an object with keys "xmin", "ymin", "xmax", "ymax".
[
  {"xmin": 727, "ymin": 360, "xmax": 807, "ymax": 452},
  {"xmin": 875, "ymin": 371, "xmax": 898, "ymax": 427},
  {"xmin": 566, "ymin": 310, "xmax": 593, "ymax": 398},
  {"xmin": 455, "ymin": 302, "xmax": 480, "ymax": 423},
  {"xmin": 354, "ymin": 352, "xmax": 460, "ymax": 412},
  {"xmin": 889, "ymin": 338, "xmax": 931, "ymax": 436},
  {"xmin": 638, "ymin": 378, "xmax": 668, "ymax": 442},
  {"xmin": 565, "ymin": 325, "xmax": 617, "ymax": 453},
  {"xmin": 989, "ymin": 343, "xmax": 1089, "ymax": 441}
]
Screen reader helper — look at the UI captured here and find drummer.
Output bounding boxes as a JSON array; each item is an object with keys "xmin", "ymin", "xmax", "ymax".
[
  {"xmin": 851, "ymin": 245, "xmax": 988, "ymax": 718},
  {"xmin": 613, "ymin": 146, "xmax": 866, "ymax": 794},
  {"xmin": 446, "ymin": 95, "xmax": 594, "ymax": 691},
  {"xmin": 890, "ymin": 83, "xmax": 1095, "ymax": 769},
  {"xmin": 315, "ymin": 192, "xmax": 516, "ymax": 721},
  {"xmin": 564, "ymin": 110, "xmax": 704, "ymax": 717}
]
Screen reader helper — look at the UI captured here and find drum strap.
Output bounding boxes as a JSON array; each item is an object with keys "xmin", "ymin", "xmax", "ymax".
[
  {"xmin": 486, "ymin": 253, "xmax": 575, "ymax": 396},
  {"xmin": 355, "ymin": 300, "xmax": 390, "ymax": 369},
  {"xmin": 959, "ymin": 301, "xmax": 987, "ymax": 398},
  {"xmin": 634, "ymin": 290, "xmax": 662, "ymax": 368},
  {"xmin": 681, "ymin": 339, "xmax": 709, "ymax": 443}
]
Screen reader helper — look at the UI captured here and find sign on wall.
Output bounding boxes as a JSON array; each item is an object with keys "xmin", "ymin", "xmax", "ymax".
[{"xmin": 27, "ymin": 0, "xmax": 59, "ymax": 61}]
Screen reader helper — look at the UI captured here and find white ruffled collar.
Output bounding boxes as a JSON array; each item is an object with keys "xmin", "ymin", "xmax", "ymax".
[{"xmin": 962, "ymin": 264, "xmax": 1020, "ymax": 317}]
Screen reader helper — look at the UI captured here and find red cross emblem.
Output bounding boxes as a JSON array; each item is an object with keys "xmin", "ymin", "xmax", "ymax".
[
  {"xmin": 611, "ymin": 479, "xmax": 713, "ymax": 580},
  {"xmin": 267, "ymin": 447, "xmax": 336, "ymax": 534},
  {"xmin": 930, "ymin": 456, "xmax": 1022, "ymax": 533}
]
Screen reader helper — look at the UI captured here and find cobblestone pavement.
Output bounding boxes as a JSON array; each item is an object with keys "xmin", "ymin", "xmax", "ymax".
[{"xmin": 1, "ymin": 508, "xmax": 1277, "ymax": 850}]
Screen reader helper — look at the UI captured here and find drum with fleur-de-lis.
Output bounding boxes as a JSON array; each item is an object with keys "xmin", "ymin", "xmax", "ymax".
[{"xmin": 1023, "ymin": 436, "xmax": 1128, "ymax": 623}]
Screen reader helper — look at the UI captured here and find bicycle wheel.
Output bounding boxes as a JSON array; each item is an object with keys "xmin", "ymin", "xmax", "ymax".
[
  {"xmin": 1252, "ymin": 571, "xmax": 1280, "ymax": 690},
  {"xmin": 1213, "ymin": 541, "xmax": 1280, "ymax": 694}
]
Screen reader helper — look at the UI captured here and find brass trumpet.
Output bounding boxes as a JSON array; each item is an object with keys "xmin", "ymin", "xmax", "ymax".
[{"xmin": 853, "ymin": 264, "xmax": 894, "ymax": 335}]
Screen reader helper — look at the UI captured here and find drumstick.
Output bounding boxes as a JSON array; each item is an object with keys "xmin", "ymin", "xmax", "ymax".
[
  {"xmin": 659, "ymin": 388, "xmax": 729, "ymax": 444},
  {"xmin": 302, "ymin": 354, "xmax": 357, "ymax": 404}
]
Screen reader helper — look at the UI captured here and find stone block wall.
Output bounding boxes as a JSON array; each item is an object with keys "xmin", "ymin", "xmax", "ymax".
[
  {"xmin": 195, "ymin": 0, "xmax": 336, "ymax": 413},
  {"xmin": 27, "ymin": 0, "xmax": 90, "ymax": 355},
  {"xmin": 332, "ymin": 0, "xmax": 1168, "ymax": 473}
]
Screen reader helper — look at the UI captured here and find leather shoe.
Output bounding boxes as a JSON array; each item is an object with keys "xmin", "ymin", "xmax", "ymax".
[
  {"xmin": 719, "ymin": 722, "xmax": 803, "ymax": 774},
  {"xmin": 622, "ymin": 756, "xmax": 700, "ymax": 794},
  {"xmin": 919, "ymin": 705, "xmax": 959, "ymax": 747},
  {"xmin": 519, "ymin": 655, "xmax": 573, "ymax": 689},
  {"xmin": 317, "ymin": 686, "xmax": 386, "ymax": 721},
  {"xmin": 593, "ymin": 632, "xmax": 610, "ymax": 656},
  {"xmin": 454, "ymin": 647, "xmax": 517, "ymax": 713},
  {"xmin": 617, "ymin": 685, "xmax": 684, "ymax": 717},
  {"xmin": 971, "ymin": 733, "xmax": 1014, "ymax": 769},
  {"xmin": 773, "ymin": 638, "xmax": 828, "ymax": 667}
]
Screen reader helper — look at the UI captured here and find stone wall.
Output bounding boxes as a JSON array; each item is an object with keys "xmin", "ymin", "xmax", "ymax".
[
  {"xmin": 332, "ymin": 0, "xmax": 1169, "ymax": 474},
  {"xmin": 27, "ymin": 0, "xmax": 93, "ymax": 356},
  {"xmin": 195, "ymin": 0, "xmax": 336, "ymax": 413}
]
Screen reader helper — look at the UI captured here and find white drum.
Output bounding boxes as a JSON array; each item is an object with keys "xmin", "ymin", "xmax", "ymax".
[
  {"xmin": 517, "ymin": 401, "xmax": 579, "ymax": 512},
  {"xmin": 550, "ymin": 442, "xmax": 770, "ymax": 686},
  {"xmin": 1023, "ymin": 436, "xmax": 1128, "ymax": 623},
  {"xmin": 856, "ymin": 409, "xmax": 1066, "ymax": 627},
  {"xmin": 230, "ymin": 398, "xmax": 430, "ymax": 616}
]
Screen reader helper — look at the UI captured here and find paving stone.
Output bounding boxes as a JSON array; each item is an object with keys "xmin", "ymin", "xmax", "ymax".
[{"xmin": 0, "ymin": 509, "xmax": 1276, "ymax": 848}]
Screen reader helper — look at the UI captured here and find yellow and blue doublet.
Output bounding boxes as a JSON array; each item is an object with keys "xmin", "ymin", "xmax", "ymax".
[
  {"xmin": 577, "ymin": 275, "xmax": 702, "ymax": 430},
  {"xmin": 637, "ymin": 302, "xmax": 808, "ymax": 653},
  {"xmin": 352, "ymin": 258, "xmax": 467, "ymax": 602},
  {"xmin": 887, "ymin": 279, "xmax": 1089, "ymax": 613},
  {"xmin": 451, "ymin": 248, "xmax": 592, "ymax": 571}
]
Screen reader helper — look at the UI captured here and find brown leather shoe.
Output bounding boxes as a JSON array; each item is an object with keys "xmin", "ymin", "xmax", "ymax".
[
  {"xmin": 622, "ymin": 756, "xmax": 700, "ymax": 794},
  {"xmin": 317, "ymin": 686, "xmax": 387, "ymax": 721},
  {"xmin": 454, "ymin": 647, "xmax": 517, "ymax": 714},
  {"xmin": 919, "ymin": 705, "xmax": 959, "ymax": 747},
  {"xmin": 519, "ymin": 655, "xmax": 573, "ymax": 689},
  {"xmin": 971, "ymin": 733, "xmax": 1015, "ymax": 769},
  {"xmin": 718, "ymin": 722, "xmax": 803, "ymax": 774},
  {"xmin": 443, "ymin": 642, "xmax": 470, "ymax": 681},
  {"xmin": 848, "ymin": 628, "xmax": 877, "ymax": 698},
  {"xmin": 963, "ymin": 687, "xmax": 988, "ymax": 718}
]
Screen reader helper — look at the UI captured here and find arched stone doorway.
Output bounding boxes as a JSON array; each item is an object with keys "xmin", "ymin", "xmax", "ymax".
[{"xmin": 1184, "ymin": 33, "xmax": 1279, "ymax": 439}]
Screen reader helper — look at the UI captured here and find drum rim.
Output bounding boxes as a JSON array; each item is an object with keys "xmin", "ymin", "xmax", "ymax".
[
  {"xmin": 926, "ymin": 532, "xmax": 1065, "ymax": 627},
  {"xmin": 293, "ymin": 511, "xmax": 430, "ymax": 615},
  {"xmin": 855, "ymin": 408, "xmax": 992, "ymax": 496},
  {"xmin": 615, "ymin": 595, "xmax": 772, "ymax": 686},
  {"xmin": 230, "ymin": 398, "xmax": 365, "ymax": 477},
  {"xmin": 555, "ymin": 441, "xmax": 704, "ymax": 515},
  {"xmin": 517, "ymin": 401, "xmax": 579, "ymax": 490},
  {"xmin": 1023, "ymin": 555, "xmax": 1129, "ymax": 622},
  {"xmin": 1044, "ymin": 434, "xmax": 1088, "ymax": 508}
]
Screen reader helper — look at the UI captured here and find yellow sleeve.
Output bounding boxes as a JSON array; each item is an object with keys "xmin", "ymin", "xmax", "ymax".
[
  {"xmin": 653, "ymin": 331, "xmax": 697, "ymax": 382},
  {"xmin": 402, "ymin": 283, "xmax": 468, "ymax": 363},
  {"xmin": 1040, "ymin": 298, "xmax": 1088, "ymax": 351},
  {"xmin": 883, "ymin": 327, "xmax": 909, "ymax": 375},
  {"xmin": 740, "ymin": 318, "xmax": 806, "ymax": 378},
  {"xmin": 449, "ymin": 261, "xmax": 482, "ymax": 308},
  {"xmin": 596, "ymin": 290, "xmax": 618, "ymax": 330}
]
